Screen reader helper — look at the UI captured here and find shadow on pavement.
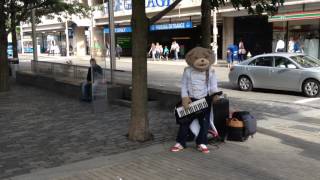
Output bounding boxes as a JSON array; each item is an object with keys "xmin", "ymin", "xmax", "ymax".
[{"xmin": 258, "ymin": 128, "xmax": 320, "ymax": 161}]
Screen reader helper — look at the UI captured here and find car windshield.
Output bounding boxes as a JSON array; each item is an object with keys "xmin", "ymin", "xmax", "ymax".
[{"xmin": 290, "ymin": 55, "xmax": 320, "ymax": 68}]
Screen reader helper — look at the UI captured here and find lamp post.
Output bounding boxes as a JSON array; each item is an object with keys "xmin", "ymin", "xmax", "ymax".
[
  {"xmin": 108, "ymin": 0, "xmax": 116, "ymax": 85},
  {"xmin": 212, "ymin": 8, "xmax": 218, "ymax": 65}
]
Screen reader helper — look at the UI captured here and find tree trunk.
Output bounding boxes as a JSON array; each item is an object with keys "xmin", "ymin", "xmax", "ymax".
[
  {"xmin": 0, "ymin": 2, "xmax": 9, "ymax": 92},
  {"xmin": 11, "ymin": 12, "xmax": 19, "ymax": 58},
  {"xmin": 201, "ymin": 0, "xmax": 211, "ymax": 48},
  {"xmin": 128, "ymin": 0, "xmax": 152, "ymax": 141}
]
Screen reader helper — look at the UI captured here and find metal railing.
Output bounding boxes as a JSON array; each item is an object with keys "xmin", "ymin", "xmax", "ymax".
[{"xmin": 30, "ymin": 60, "xmax": 108, "ymax": 82}]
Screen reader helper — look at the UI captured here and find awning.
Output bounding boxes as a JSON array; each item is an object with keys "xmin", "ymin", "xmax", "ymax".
[{"xmin": 269, "ymin": 11, "xmax": 320, "ymax": 22}]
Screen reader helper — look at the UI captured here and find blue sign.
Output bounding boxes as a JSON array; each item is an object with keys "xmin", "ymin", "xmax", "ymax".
[
  {"xmin": 104, "ymin": 21, "xmax": 193, "ymax": 34},
  {"xmin": 150, "ymin": 21, "xmax": 193, "ymax": 31},
  {"xmin": 104, "ymin": 27, "xmax": 132, "ymax": 33},
  {"xmin": 105, "ymin": 0, "xmax": 171, "ymax": 12}
]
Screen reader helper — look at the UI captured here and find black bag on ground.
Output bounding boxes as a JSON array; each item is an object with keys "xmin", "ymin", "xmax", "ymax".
[
  {"xmin": 232, "ymin": 111, "xmax": 256, "ymax": 139},
  {"xmin": 226, "ymin": 118, "xmax": 245, "ymax": 142},
  {"xmin": 213, "ymin": 98, "xmax": 229, "ymax": 141}
]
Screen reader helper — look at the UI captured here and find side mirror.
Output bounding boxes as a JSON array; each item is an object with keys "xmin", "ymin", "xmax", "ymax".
[{"xmin": 287, "ymin": 64, "xmax": 297, "ymax": 69}]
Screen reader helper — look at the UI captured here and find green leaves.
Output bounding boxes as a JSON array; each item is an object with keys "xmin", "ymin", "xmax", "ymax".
[
  {"xmin": 209, "ymin": 0, "xmax": 284, "ymax": 15},
  {"xmin": 4, "ymin": 0, "xmax": 90, "ymax": 33}
]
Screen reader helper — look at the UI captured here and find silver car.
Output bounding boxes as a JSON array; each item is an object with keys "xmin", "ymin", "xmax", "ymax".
[{"xmin": 229, "ymin": 53, "xmax": 320, "ymax": 97}]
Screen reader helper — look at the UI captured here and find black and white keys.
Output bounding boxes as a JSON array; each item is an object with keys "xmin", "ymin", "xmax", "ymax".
[{"xmin": 176, "ymin": 98, "xmax": 208, "ymax": 118}]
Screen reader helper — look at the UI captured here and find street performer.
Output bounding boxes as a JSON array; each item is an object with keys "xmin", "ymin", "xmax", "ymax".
[{"xmin": 171, "ymin": 47, "xmax": 220, "ymax": 153}]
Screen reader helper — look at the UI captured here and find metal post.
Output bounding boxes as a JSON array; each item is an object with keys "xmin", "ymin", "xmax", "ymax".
[
  {"xmin": 90, "ymin": 10, "xmax": 94, "ymax": 58},
  {"xmin": 212, "ymin": 8, "xmax": 218, "ymax": 65},
  {"xmin": 31, "ymin": 8, "xmax": 38, "ymax": 61},
  {"xmin": 108, "ymin": 0, "xmax": 116, "ymax": 85}
]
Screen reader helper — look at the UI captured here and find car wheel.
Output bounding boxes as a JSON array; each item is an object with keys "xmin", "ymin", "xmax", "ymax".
[
  {"xmin": 303, "ymin": 79, "xmax": 320, "ymax": 97},
  {"xmin": 238, "ymin": 76, "xmax": 253, "ymax": 91}
]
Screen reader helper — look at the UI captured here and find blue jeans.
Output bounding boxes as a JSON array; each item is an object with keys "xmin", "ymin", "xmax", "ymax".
[
  {"xmin": 81, "ymin": 82, "xmax": 91, "ymax": 101},
  {"xmin": 176, "ymin": 100, "xmax": 211, "ymax": 147},
  {"xmin": 81, "ymin": 81, "xmax": 98, "ymax": 101},
  {"xmin": 174, "ymin": 50, "xmax": 179, "ymax": 60}
]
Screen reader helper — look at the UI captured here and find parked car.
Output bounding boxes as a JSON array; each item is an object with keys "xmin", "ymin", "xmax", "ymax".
[{"xmin": 229, "ymin": 53, "xmax": 320, "ymax": 97}]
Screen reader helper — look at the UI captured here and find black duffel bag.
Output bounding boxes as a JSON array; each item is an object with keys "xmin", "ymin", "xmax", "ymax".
[{"xmin": 232, "ymin": 111, "xmax": 257, "ymax": 140}]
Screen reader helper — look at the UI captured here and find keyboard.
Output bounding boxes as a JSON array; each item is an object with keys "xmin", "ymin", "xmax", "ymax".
[{"xmin": 176, "ymin": 98, "xmax": 208, "ymax": 118}]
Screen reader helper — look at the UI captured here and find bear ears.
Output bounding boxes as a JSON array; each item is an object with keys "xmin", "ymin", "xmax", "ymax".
[{"xmin": 185, "ymin": 47, "xmax": 214, "ymax": 66}]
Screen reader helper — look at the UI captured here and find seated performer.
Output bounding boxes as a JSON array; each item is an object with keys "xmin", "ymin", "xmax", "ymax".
[{"xmin": 171, "ymin": 47, "xmax": 220, "ymax": 153}]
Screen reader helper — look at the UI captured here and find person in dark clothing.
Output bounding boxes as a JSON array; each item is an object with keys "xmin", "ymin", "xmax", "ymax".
[
  {"xmin": 116, "ymin": 44, "xmax": 122, "ymax": 60},
  {"xmin": 81, "ymin": 58, "xmax": 103, "ymax": 102}
]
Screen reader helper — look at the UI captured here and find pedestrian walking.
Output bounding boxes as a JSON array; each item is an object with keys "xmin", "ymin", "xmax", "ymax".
[
  {"xmin": 288, "ymin": 37, "xmax": 295, "ymax": 53},
  {"xmin": 227, "ymin": 44, "xmax": 235, "ymax": 68},
  {"xmin": 148, "ymin": 43, "xmax": 156, "ymax": 61},
  {"xmin": 155, "ymin": 42, "xmax": 161, "ymax": 60},
  {"xmin": 159, "ymin": 45, "xmax": 164, "ymax": 60},
  {"xmin": 275, "ymin": 39, "xmax": 285, "ymax": 52},
  {"xmin": 106, "ymin": 42, "xmax": 110, "ymax": 57},
  {"xmin": 238, "ymin": 40, "xmax": 246, "ymax": 62},
  {"xmin": 116, "ymin": 44, "xmax": 122, "ymax": 60},
  {"xmin": 163, "ymin": 45, "xmax": 169, "ymax": 61},
  {"xmin": 170, "ymin": 40, "xmax": 180, "ymax": 60},
  {"xmin": 294, "ymin": 38, "xmax": 303, "ymax": 53}
]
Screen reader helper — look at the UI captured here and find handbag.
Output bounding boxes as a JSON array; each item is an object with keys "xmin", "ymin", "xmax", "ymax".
[{"xmin": 226, "ymin": 118, "xmax": 245, "ymax": 141}]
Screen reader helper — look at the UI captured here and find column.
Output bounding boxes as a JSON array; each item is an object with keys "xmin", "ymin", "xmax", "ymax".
[
  {"xmin": 20, "ymin": 22, "xmax": 24, "ymax": 54},
  {"xmin": 65, "ymin": 21, "xmax": 70, "ymax": 57},
  {"xmin": 75, "ymin": 27, "xmax": 87, "ymax": 56},
  {"xmin": 222, "ymin": 17, "xmax": 234, "ymax": 60}
]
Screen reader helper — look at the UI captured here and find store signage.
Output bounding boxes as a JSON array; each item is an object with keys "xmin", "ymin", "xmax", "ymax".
[
  {"xmin": 111, "ymin": 0, "xmax": 171, "ymax": 12},
  {"xmin": 104, "ymin": 27, "xmax": 132, "ymax": 33},
  {"xmin": 269, "ymin": 11, "xmax": 320, "ymax": 22},
  {"xmin": 104, "ymin": 21, "xmax": 193, "ymax": 34},
  {"xmin": 150, "ymin": 21, "xmax": 193, "ymax": 31}
]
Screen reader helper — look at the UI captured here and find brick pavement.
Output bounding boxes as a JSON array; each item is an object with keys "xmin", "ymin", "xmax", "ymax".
[
  {"xmin": 0, "ymin": 82, "xmax": 176, "ymax": 179},
  {"xmin": 1, "ymin": 81, "xmax": 320, "ymax": 179},
  {"xmin": 12, "ymin": 134, "xmax": 320, "ymax": 180}
]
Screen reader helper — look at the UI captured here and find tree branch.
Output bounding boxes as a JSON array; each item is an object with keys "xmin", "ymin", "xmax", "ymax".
[{"xmin": 149, "ymin": 0, "xmax": 183, "ymax": 25}]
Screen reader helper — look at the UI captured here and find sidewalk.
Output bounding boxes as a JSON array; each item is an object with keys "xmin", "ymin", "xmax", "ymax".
[
  {"xmin": 18, "ymin": 53, "xmax": 228, "ymax": 67},
  {"xmin": 11, "ymin": 134, "xmax": 320, "ymax": 180},
  {"xmin": 2, "ymin": 81, "xmax": 320, "ymax": 179}
]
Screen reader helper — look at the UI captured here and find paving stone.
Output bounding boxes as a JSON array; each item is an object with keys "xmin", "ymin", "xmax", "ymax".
[{"xmin": 0, "ymin": 83, "xmax": 176, "ymax": 179}]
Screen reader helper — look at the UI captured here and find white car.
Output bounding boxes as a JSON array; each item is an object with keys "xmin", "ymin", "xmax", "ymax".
[{"xmin": 229, "ymin": 53, "xmax": 320, "ymax": 97}]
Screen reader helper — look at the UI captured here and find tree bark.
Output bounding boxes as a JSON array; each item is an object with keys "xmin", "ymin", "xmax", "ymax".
[
  {"xmin": 0, "ymin": 1, "xmax": 9, "ymax": 92},
  {"xmin": 11, "ymin": 12, "xmax": 19, "ymax": 58},
  {"xmin": 201, "ymin": 0, "xmax": 211, "ymax": 48},
  {"xmin": 129, "ymin": 0, "xmax": 151, "ymax": 141}
]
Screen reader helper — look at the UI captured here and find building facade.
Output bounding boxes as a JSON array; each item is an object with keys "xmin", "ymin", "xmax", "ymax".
[{"xmin": 20, "ymin": 0, "xmax": 320, "ymax": 60}]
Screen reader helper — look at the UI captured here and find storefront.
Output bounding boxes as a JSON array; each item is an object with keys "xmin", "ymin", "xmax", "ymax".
[
  {"xmin": 103, "ymin": 21, "xmax": 205, "ymax": 58},
  {"xmin": 270, "ymin": 11, "xmax": 320, "ymax": 59},
  {"xmin": 235, "ymin": 16, "xmax": 273, "ymax": 56}
]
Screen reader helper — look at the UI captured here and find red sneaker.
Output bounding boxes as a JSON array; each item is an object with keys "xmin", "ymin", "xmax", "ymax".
[
  {"xmin": 170, "ymin": 143, "xmax": 184, "ymax": 152},
  {"xmin": 197, "ymin": 144, "xmax": 210, "ymax": 153}
]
